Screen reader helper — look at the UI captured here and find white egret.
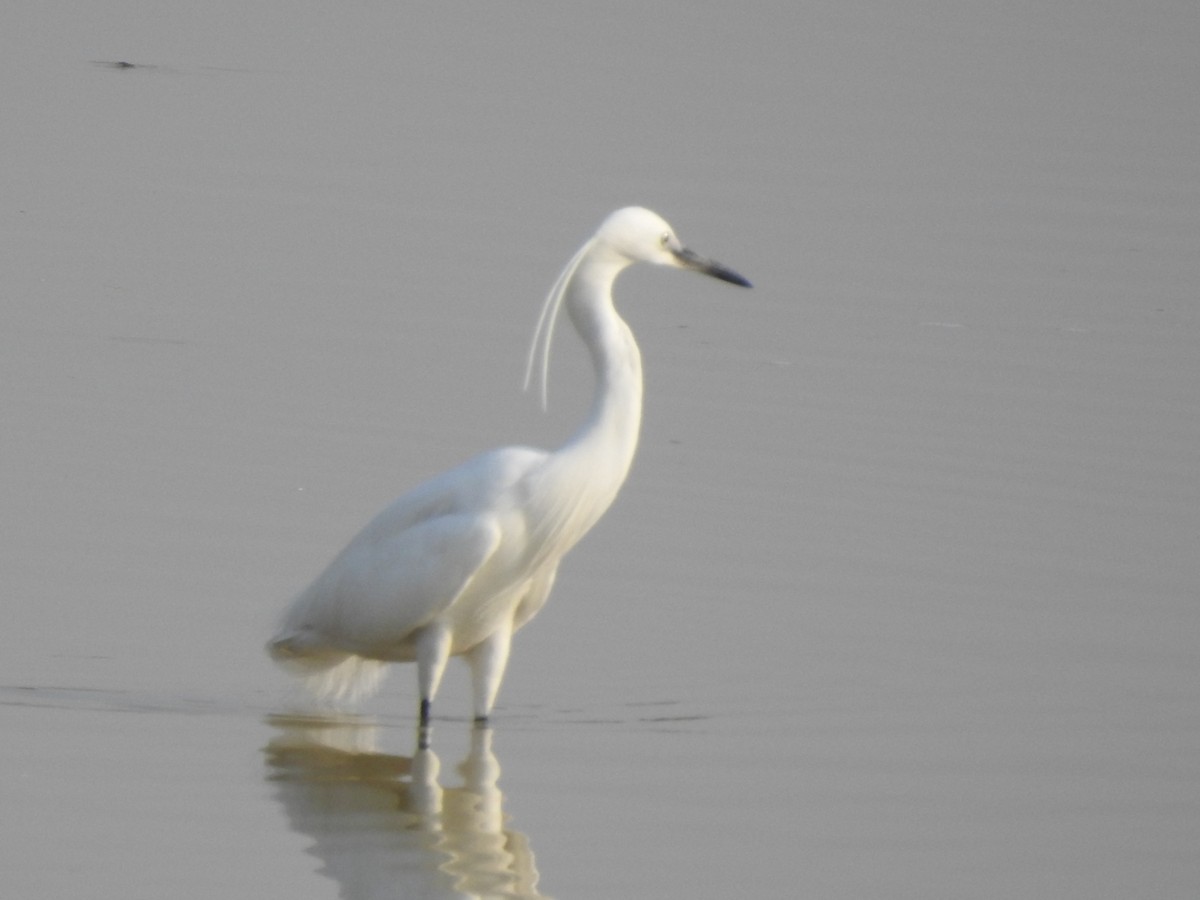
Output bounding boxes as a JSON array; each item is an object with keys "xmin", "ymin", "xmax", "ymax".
[{"xmin": 268, "ymin": 207, "xmax": 751, "ymax": 724}]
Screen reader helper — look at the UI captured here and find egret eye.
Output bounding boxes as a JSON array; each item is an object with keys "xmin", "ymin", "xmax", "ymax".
[{"xmin": 660, "ymin": 232, "xmax": 671, "ymax": 247}]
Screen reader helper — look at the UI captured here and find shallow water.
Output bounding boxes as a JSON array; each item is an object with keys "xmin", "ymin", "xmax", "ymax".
[{"xmin": 4, "ymin": 2, "xmax": 1199, "ymax": 898}]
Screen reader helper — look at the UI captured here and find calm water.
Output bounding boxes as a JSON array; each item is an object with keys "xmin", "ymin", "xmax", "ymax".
[{"xmin": 3, "ymin": 2, "xmax": 1198, "ymax": 898}]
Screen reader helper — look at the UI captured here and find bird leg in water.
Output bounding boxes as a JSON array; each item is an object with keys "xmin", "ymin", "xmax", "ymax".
[
  {"xmin": 466, "ymin": 619, "xmax": 514, "ymax": 723},
  {"xmin": 416, "ymin": 624, "xmax": 452, "ymax": 724}
]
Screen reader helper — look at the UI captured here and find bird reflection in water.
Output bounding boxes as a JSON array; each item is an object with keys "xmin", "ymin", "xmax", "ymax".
[{"xmin": 264, "ymin": 715, "xmax": 548, "ymax": 899}]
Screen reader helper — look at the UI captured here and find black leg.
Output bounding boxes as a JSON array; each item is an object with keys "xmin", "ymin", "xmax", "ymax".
[{"xmin": 419, "ymin": 697, "xmax": 432, "ymax": 725}]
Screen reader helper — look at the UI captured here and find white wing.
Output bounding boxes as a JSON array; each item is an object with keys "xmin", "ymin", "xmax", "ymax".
[{"xmin": 271, "ymin": 447, "xmax": 545, "ymax": 661}]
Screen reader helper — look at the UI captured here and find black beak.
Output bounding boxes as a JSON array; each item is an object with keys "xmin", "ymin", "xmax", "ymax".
[{"xmin": 672, "ymin": 247, "xmax": 753, "ymax": 288}]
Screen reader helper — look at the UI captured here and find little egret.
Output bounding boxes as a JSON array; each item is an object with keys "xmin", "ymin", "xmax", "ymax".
[{"xmin": 268, "ymin": 207, "xmax": 751, "ymax": 724}]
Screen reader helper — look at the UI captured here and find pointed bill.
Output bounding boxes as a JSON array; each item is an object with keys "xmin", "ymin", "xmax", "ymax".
[{"xmin": 672, "ymin": 247, "xmax": 752, "ymax": 288}]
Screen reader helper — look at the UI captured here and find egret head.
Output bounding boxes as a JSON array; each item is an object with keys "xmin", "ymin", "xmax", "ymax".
[
  {"xmin": 595, "ymin": 206, "xmax": 752, "ymax": 287},
  {"xmin": 526, "ymin": 207, "xmax": 751, "ymax": 409}
]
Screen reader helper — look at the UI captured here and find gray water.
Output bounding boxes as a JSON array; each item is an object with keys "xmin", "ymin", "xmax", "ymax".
[{"xmin": 3, "ymin": 2, "xmax": 1198, "ymax": 898}]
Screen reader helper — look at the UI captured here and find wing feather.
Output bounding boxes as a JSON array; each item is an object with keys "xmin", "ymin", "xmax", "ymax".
[{"xmin": 271, "ymin": 512, "xmax": 502, "ymax": 660}]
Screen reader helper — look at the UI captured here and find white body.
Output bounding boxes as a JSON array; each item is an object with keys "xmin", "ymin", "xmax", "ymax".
[{"xmin": 268, "ymin": 207, "xmax": 748, "ymax": 721}]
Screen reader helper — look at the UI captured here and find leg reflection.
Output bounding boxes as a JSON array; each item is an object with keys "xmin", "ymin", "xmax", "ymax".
[{"xmin": 264, "ymin": 714, "xmax": 547, "ymax": 899}]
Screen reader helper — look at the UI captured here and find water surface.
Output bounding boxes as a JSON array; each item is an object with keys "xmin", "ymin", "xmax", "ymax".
[{"xmin": 3, "ymin": 2, "xmax": 1198, "ymax": 898}]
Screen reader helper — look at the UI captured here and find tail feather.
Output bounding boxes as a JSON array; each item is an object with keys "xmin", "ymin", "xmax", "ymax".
[
  {"xmin": 268, "ymin": 634, "xmax": 388, "ymax": 706},
  {"xmin": 301, "ymin": 655, "xmax": 389, "ymax": 705}
]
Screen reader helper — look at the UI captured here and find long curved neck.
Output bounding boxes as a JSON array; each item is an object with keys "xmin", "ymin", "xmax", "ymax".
[
  {"xmin": 558, "ymin": 254, "xmax": 643, "ymax": 484},
  {"xmin": 521, "ymin": 250, "xmax": 644, "ymax": 574}
]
